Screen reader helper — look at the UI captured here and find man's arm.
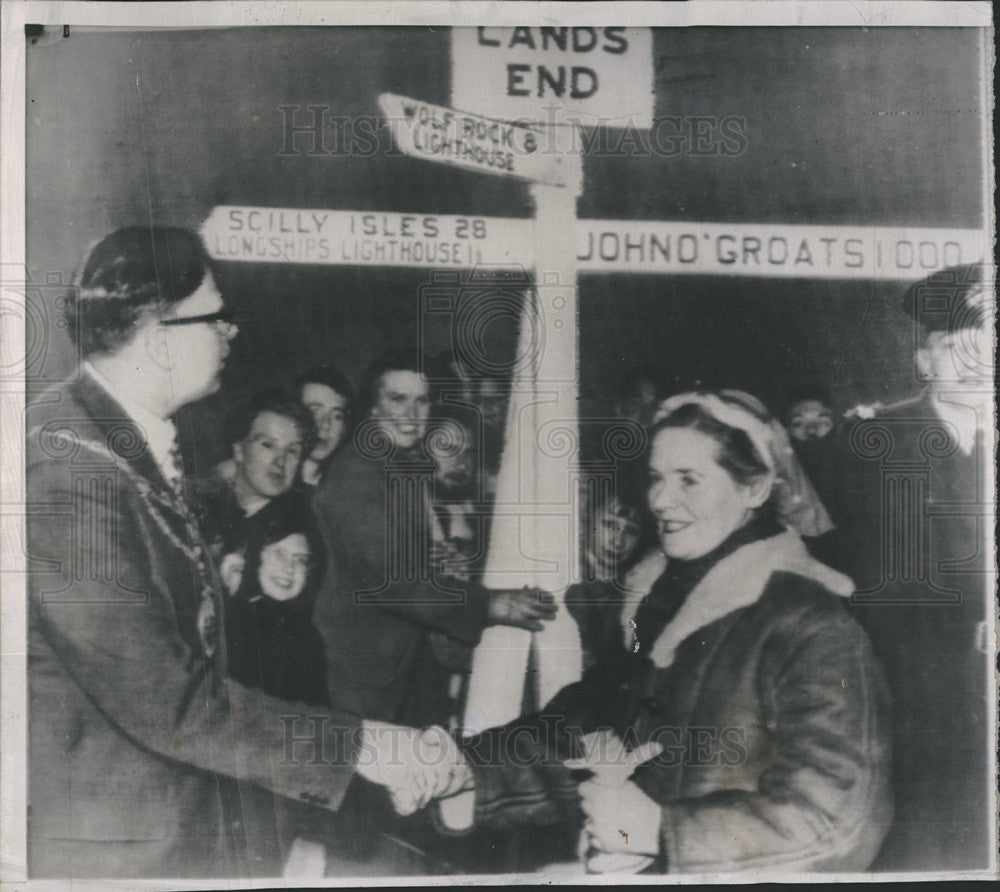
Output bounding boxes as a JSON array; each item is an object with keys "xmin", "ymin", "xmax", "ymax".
[{"xmin": 28, "ymin": 458, "xmax": 360, "ymax": 810}]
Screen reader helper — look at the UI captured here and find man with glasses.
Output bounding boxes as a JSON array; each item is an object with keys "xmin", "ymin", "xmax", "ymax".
[{"xmin": 25, "ymin": 226, "xmax": 436, "ymax": 879}]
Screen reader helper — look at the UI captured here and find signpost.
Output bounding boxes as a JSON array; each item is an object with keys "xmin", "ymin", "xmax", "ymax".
[
  {"xmin": 202, "ymin": 207, "xmax": 986, "ymax": 280},
  {"xmin": 372, "ymin": 91, "xmax": 587, "ymax": 747}
]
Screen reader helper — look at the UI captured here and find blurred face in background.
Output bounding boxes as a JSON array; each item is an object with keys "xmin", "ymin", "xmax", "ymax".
[
  {"xmin": 371, "ymin": 370, "xmax": 431, "ymax": 450},
  {"xmin": 787, "ymin": 399, "xmax": 834, "ymax": 443},
  {"xmin": 588, "ymin": 499, "xmax": 642, "ymax": 568},
  {"xmin": 477, "ymin": 378, "xmax": 508, "ymax": 429},
  {"xmin": 301, "ymin": 383, "xmax": 348, "ymax": 461},
  {"xmin": 614, "ymin": 377, "xmax": 659, "ymax": 426},
  {"xmin": 432, "ymin": 422, "xmax": 478, "ymax": 499},
  {"xmin": 233, "ymin": 411, "xmax": 304, "ymax": 500}
]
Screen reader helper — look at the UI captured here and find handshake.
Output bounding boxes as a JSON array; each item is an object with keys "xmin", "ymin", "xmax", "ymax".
[{"xmin": 355, "ymin": 721, "xmax": 473, "ymax": 816}]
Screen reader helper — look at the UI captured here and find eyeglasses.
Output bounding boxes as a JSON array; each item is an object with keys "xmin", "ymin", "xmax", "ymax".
[{"xmin": 160, "ymin": 309, "xmax": 237, "ymax": 328}]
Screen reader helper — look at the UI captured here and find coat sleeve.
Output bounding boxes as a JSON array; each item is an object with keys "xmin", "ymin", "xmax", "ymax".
[
  {"xmin": 653, "ymin": 606, "xmax": 894, "ymax": 873},
  {"xmin": 312, "ymin": 462, "xmax": 490, "ymax": 646},
  {"xmin": 460, "ymin": 706, "xmax": 585, "ymax": 832},
  {"xmin": 28, "ymin": 457, "xmax": 361, "ymax": 813}
]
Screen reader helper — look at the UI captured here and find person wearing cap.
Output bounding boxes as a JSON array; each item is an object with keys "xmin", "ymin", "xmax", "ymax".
[
  {"xmin": 378, "ymin": 389, "xmax": 894, "ymax": 874},
  {"xmin": 844, "ymin": 263, "xmax": 994, "ymax": 870}
]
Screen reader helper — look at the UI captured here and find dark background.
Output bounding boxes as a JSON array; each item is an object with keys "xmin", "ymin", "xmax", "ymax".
[{"xmin": 25, "ymin": 26, "xmax": 987, "ymax": 468}]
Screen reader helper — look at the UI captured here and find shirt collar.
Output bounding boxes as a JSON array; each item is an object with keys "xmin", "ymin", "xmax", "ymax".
[
  {"xmin": 929, "ymin": 390, "xmax": 988, "ymax": 456},
  {"xmin": 83, "ymin": 361, "xmax": 180, "ymax": 478}
]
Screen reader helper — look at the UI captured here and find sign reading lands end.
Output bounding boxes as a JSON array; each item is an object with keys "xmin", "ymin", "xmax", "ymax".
[{"xmin": 451, "ymin": 27, "xmax": 654, "ymax": 129}]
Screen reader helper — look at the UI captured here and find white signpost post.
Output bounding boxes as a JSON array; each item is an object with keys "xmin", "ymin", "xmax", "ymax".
[
  {"xmin": 440, "ymin": 26, "xmax": 653, "ymax": 837},
  {"xmin": 377, "ymin": 86, "xmax": 588, "ymax": 747}
]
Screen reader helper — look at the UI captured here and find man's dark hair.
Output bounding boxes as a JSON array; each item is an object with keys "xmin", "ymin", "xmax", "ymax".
[
  {"xmin": 360, "ymin": 348, "xmax": 430, "ymax": 416},
  {"xmin": 64, "ymin": 226, "xmax": 217, "ymax": 358},
  {"xmin": 226, "ymin": 389, "xmax": 317, "ymax": 455},
  {"xmin": 294, "ymin": 366, "xmax": 355, "ymax": 412}
]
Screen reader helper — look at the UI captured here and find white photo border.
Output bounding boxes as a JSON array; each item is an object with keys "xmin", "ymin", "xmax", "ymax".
[{"xmin": 1, "ymin": 2, "xmax": 995, "ymax": 887}]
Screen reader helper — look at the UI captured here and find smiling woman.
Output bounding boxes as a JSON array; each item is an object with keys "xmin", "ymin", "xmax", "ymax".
[
  {"xmin": 222, "ymin": 494, "xmax": 328, "ymax": 705},
  {"xmin": 446, "ymin": 389, "xmax": 893, "ymax": 874}
]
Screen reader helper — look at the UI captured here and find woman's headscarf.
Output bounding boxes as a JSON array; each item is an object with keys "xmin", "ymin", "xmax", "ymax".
[{"xmin": 654, "ymin": 389, "xmax": 835, "ymax": 538}]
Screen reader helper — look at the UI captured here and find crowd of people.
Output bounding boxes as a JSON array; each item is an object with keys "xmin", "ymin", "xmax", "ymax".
[{"xmin": 26, "ymin": 226, "xmax": 994, "ymax": 878}]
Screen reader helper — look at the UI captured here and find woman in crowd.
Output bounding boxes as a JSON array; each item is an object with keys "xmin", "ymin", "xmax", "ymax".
[
  {"xmin": 419, "ymin": 389, "xmax": 893, "ymax": 873},
  {"xmin": 220, "ymin": 495, "xmax": 329, "ymax": 706},
  {"xmin": 295, "ymin": 365, "xmax": 354, "ymax": 487},
  {"xmin": 217, "ymin": 497, "xmax": 336, "ymax": 873}
]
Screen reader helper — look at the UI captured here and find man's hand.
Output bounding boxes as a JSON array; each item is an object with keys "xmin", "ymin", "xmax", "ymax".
[
  {"xmin": 487, "ymin": 587, "xmax": 557, "ymax": 631},
  {"xmin": 355, "ymin": 721, "xmax": 472, "ymax": 816},
  {"xmin": 415, "ymin": 724, "xmax": 473, "ymax": 801}
]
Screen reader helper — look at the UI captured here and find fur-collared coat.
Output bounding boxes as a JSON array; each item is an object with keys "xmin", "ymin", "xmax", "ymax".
[{"xmin": 464, "ymin": 530, "xmax": 893, "ymax": 873}]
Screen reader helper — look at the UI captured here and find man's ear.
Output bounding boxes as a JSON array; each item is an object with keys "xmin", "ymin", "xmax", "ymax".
[
  {"xmin": 232, "ymin": 441, "xmax": 245, "ymax": 468},
  {"xmin": 142, "ymin": 322, "xmax": 173, "ymax": 371}
]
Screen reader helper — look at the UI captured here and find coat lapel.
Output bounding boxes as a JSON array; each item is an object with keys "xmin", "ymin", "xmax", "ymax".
[
  {"xmin": 625, "ymin": 530, "xmax": 855, "ymax": 670},
  {"xmin": 69, "ymin": 372, "xmax": 175, "ymax": 496},
  {"xmin": 69, "ymin": 372, "xmax": 226, "ymax": 686}
]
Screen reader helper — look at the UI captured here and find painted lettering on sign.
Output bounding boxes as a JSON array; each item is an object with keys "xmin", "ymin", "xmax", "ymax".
[
  {"xmin": 378, "ymin": 93, "xmax": 580, "ymax": 189},
  {"xmin": 576, "ymin": 221, "xmax": 986, "ymax": 280},
  {"xmin": 451, "ymin": 27, "xmax": 654, "ymax": 128},
  {"xmin": 203, "ymin": 207, "xmax": 985, "ymax": 280},
  {"xmin": 202, "ymin": 206, "xmax": 531, "ymax": 269}
]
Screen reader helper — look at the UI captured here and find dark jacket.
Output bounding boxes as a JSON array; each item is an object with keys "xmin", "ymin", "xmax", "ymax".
[
  {"xmin": 464, "ymin": 531, "xmax": 893, "ymax": 874},
  {"xmin": 26, "ymin": 373, "xmax": 361, "ymax": 879},
  {"xmin": 843, "ymin": 395, "xmax": 991, "ymax": 870},
  {"xmin": 222, "ymin": 491, "xmax": 330, "ymax": 707},
  {"xmin": 311, "ymin": 439, "xmax": 490, "ymax": 726}
]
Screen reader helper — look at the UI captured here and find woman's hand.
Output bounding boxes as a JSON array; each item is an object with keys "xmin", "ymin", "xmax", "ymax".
[
  {"xmin": 577, "ymin": 778, "xmax": 663, "ymax": 856},
  {"xmin": 565, "ymin": 734, "xmax": 664, "ymax": 857}
]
